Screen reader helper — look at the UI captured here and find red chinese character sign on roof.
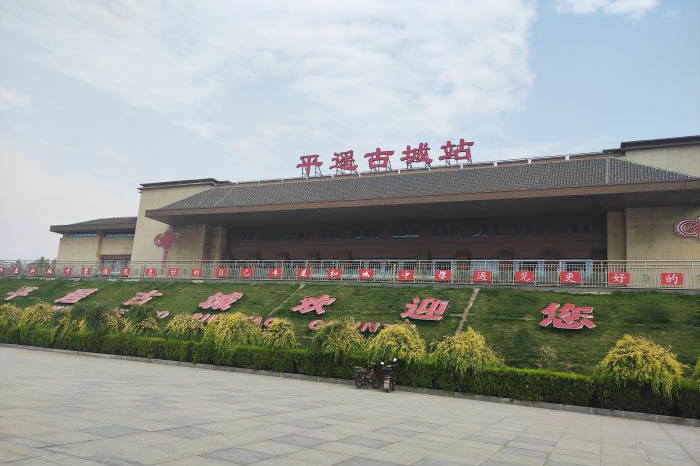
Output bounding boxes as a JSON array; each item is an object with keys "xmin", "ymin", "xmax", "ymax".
[
  {"xmin": 359, "ymin": 268, "xmax": 375, "ymax": 280},
  {"xmin": 398, "ymin": 269, "xmax": 414, "ymax": 281},
  {"xmin": 123, "ymin": 290, "xmax": 163, "ymax": 306},
  {"xmin": 267, "ymin": 267, "xmax": 283, "ymax": 279},
  {"xmin": 199, "ymin": 292, "xmax": 244, "ymax": 311},
  {"xmin": 154, "ymin": 227, "xmax": 182, "ymax": 263},
  {"xmin": 55, "ymin": 288, "xmax": 98, "ymax": 304},
  {"xmin": 5, "ymin": 286, "xmax": 38, "ymax": 301},
  {"xmin": 539, "ymin": 302, "xmax": 595, "ymax": 330},
  {"xmin": 297, "ymin": 268, "xmax": 312, "ymax": 279},
  {"xmin": 297, "ymin": 154, "xmax": 323, "ymax": 178},
  {"xmin": 439, "ymin": 139, "xmax": 473, "ymax": 165},
  {"xmin": 559, "ymin": 271, "xmax": 581, "ymax": 285},
  {"xmin": 291, "ymin": 295, "xmax": 336, "ymax": 315},
  {"xmin": 364, "ymin": 147, "xmax": 394, "ymax": 172},
  {"xmin": 401, "ymin": 297, "xmax": 448, "ymax": 321},
  {"xmin": 400, "ymin": 143, "xmax": 432, "ymax": 168},
  {"xmin": 329, "ymin": 150, "xmax": 358, "ymax": 174}
]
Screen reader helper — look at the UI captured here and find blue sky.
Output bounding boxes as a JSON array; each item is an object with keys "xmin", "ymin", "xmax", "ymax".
[{"xmin": 1, "ymin": 0, "xmax": 698, "ymax": 259}]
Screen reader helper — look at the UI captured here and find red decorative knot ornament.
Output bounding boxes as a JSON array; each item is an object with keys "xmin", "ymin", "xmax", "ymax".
[{"xmin": 154, "ymin": 226, "xmax": 182, "ymax": 262}]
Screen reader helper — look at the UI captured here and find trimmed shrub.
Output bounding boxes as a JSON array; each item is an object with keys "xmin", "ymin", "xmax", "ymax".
[
  {"xmin": 203, "ymin": 312, "xmax": 262, "ymax": 351},
  {"xmin": 17, "ymin": 303, "xmax": 56, "ymax": 328},
  {"xmin": 123, "ymin": 317, "xmax": 161, "ymax": 336},
  {"xmin": 368, "ymin": 321, "xmax": 425, "ymax": 363},
  {"xmin": 311, "ymin": 318, "xmax": 364, "ymax": 360},
  {"xmin": 429, "ymin": 327, "xmax": 503, "ymax": 376},
  {"xmin": 0, "ymin": 303, "xmax": 21, "ymax": 327},
  {"xmin": 693, "ymin": 357, "xmax": 700, "ymax": 388},
  {"xmin": 596, "ymin": 335, "xmax": 684, "ymax": 398},
  {"xmin": 262, "ymin": 318, "xmax": 297, "ymax": 348},
  {"xmin": 165, "ymin": 314, "xmax": 205, "ymax": 339}
]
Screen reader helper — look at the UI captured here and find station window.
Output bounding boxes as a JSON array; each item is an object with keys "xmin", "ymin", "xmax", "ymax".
[
  {"xmin": 261, "ymin": 232, "xmax": 281, "ymax": 241},
  {"xmin": 103, "ymin": 231, "xmax": 135, "ymax": 238},
  {"xmin": 289, "ymin": 231, "xmax": 312, "ymax": 240},
  {"xmin": 65, "ymin": 232, "xmax": 97, "ymax": 238},
  {"xmin": 320, "ymin": 231, "xmax": 343, "ymax": 240},
  {"xmin": 392, "ymin": 228, "xmax": 421, "ymax": 238}
]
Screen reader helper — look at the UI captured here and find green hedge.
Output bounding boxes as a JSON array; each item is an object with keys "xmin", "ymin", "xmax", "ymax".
[{"xmin": 1, "ymin": 324, "xmax": 698, "ymax": 419}]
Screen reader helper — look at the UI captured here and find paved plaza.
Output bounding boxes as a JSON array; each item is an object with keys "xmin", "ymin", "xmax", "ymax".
[{"xmin": 0, "ymin": 347, "xmax": 698, "ymax": 466}]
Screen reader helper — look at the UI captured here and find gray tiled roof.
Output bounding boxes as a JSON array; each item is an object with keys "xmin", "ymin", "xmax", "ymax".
[
  {"xmin": 62, "ymin": 217, "xmax": 137, "ymax": 227},
  {"xmin": 158, "ymin": 158, "xmax": 695, "ymax": 211}
]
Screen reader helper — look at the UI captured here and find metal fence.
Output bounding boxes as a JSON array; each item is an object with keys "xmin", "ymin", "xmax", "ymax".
[{"xmin": 1, "ymin": 259, "xmax": 699, "ymax": 290}]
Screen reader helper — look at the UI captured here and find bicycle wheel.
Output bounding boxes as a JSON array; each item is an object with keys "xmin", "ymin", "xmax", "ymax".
[{"xmin": 354, "ymin": 373, "xmax": 365, "ymax": 388}]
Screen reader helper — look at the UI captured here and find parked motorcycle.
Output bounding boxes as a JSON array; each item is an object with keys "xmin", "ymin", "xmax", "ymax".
[
  {"xmin": 380, "ymin": 358, "xmax": 398, "ymax": 392},
  {"xmin": 354, "ymin": 362, "xmax": 381, "ymax": 389}
]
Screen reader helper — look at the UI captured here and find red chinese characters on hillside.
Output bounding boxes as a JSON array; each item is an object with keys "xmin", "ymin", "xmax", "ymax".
[
  {"xmin": 199, "ymin": 292, "xmax": 244, "ymax": 311},
  {"xmin": 291, "ymin": 295, "xmax": 336, "ymax": 315},
  {"xmin": 55, "ymin": 288, "xmax": 98, "ymax": 304},
  {"xmin": 539, "ymin": 302, "xmax": 595, "ymax": 330},
  {"xmin": 401, "ymin": 297, "xmax": 449, "ymax": 321},
  {"xmin": 123, "ymin": 290, "xmax": 162, "ymax": 306},
  {"xmin": 5, "ymin": 286, "xmax": 38, "ymax": 301}
]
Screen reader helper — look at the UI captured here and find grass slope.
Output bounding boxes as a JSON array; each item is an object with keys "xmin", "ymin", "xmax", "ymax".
[
  {"xmin": 2, "ymin": 279, "xmax": 698, "ymax": 375},
  {"xmin": 468, "ymin": 289, "xmax": 700, "ymax": 374}
]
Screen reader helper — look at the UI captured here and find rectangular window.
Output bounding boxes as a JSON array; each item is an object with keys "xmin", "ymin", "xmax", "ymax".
[
  {"xmin": 103, "ymin": 231, "xmax": 135, "ymax": 238},
  {"xmin": 65, "ymin": 232, "xmax": 97, "ymax": 238}
]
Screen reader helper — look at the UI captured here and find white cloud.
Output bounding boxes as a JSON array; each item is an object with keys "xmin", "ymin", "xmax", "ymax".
[
  {"xmin": 555, "ymin": 0, "xmax": 657, "ymax": 18},
  {"xmin": 0, "ymin": 88, "xmax": 31, "ymax": 109},
  {"xmin": 0, "ymin": 142, "xmax": 138, "ymax": 259},
  {"xmin": 0, "ymin": 1, "xmax": 536, "ymax": 146}
]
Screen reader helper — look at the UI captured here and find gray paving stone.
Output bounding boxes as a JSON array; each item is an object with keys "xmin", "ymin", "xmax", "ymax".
[
  {"xmin": 500, "ymin": 445, "xmax": 549, "ymax": 459},
  {"xmin": 337, "ymin": 435, "xmax": 395, "ymax": 449},
  {"xmin": 202, "ymin": 446, "xmax": 274, "ymax": 464},
  {"xmin": 283, "ymin": 419, "xmax": 331, "ymax": 429},
  {"xmin": 372, "ymin": 427, "xmax": 420, "ymax": 437},
  {"xmin": 79, "ymin": 425, "xmax": 146, "ymax": 438},
  {"xmin": 271, "ymin": 434, "xmax": 327, "ymax": 447},
  {"xmin": 514, "ymin": 436, "xmax": 557, "ymax": 447},
  {"xmin": 469, "ymin": 434, "xmax": 510, "ymax": 445},
  {"xmin": 336, "ymin": 457, "xmax": 402, "ymax": 466},
  {"xmin": 413, "ymin": 457, "xmax": 474, "ymax": 466},
  {"xmin": 87, "ymin": 456, "xmax": 145, "ymax": 466},
  {"xmin": 159, "ymin": 427, "xmax": 221, "ymax": 439}
]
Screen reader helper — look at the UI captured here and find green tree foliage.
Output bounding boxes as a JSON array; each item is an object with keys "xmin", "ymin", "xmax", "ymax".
[
  {"xmin": 203, "ymin": 312, "xmax": 262, "ymax": 351},
  {"xmin": 311, "ymin": 318, "xmax": 365, "ymax": 360},
  {"xmin": 367, "ymin": 321, "xmax": 425, "ymax": 363},
  {"xmin": 165, "ymin": 314, "xmax": 205, "ymax": 339},
  {"xmin": 596, "ymin": 335, "xmax": 684, "ymax": 398},
  {"xmin": 429, "ymin": 327, "xmax": 503, "ymax": 375},
  {"xmin": 261, "ymin": 318, "xmax": 297, "ymax": 349}
]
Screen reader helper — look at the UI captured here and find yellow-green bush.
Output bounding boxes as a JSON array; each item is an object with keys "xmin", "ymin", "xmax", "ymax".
[
  {"xmin": 122, "ymin": 317, "xmax": 161, "ymax": 336},
  {"xmin": 0, "ymin": 303, "xmax": 21, "ymax": 327},
  {"xmin": 17, "ymin": 303, "xmax": 55, "ymax": 328},
  {"xmin": 311, "ymin": 318, "xmax": 365, "ymax": 360},
  {"xmin": 596, "ymin": 335, "xmax": 684, "ymax": 398},
  {"xmin": 368, "ymin": 321, "xmax": 425, "ymax": 363},
  {"xmin": 165, "ymin": 314, "xmax": 205, "ymax": 339},
  {"xmin": 203, "ymin": 312, "xmax": 262, "ymax": 351},
  {"xmin": 693, "ymin": 358, "xmax": 700, "ymax": 388},
  {"xmin": 262, "ymin": 318, "xmax": 297, "ymax": 348},
  {"xmin": 430, "ymin": 327, "xmax": 503, "ymax": 375}
]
